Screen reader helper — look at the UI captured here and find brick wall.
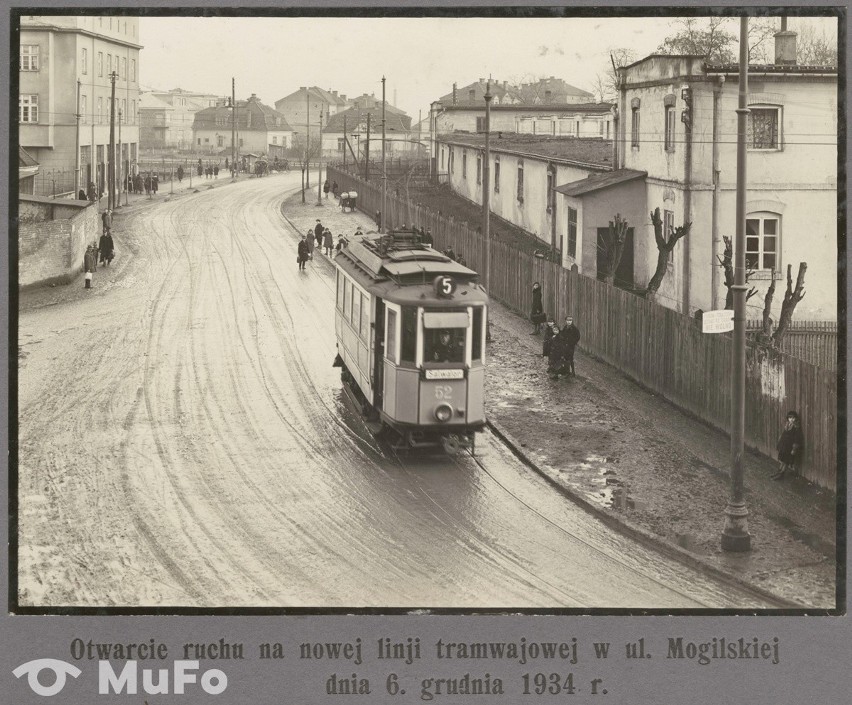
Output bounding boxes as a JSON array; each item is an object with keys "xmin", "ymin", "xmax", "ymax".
[{"xmin": 18, "ymin": 202, "xmax": 99, "ymax": 288}]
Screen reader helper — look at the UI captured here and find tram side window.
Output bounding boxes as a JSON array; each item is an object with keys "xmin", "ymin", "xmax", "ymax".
[
  {"xmin": 343, "ymin": 279, "xmax": 351, "ymax": 322},
  {"xmin": 352, "ymin": 288, "xmax": 362, "ymax": 334},
  {"xmin": 386, "ymin": 309, "xmax": 397, "ymax": 363},
  {"xmin": 472, "ymin": 307, "xmax": 483, "ymax": 362},
  {"xmin": 336, "ymin": 271, "xmax": 344, "ymax": 311},
  {"xmin": 360, "ymin": 294, "xmax": 370, "ymax": 342},
  {"xmin": 425, "ymin": 328, "xmax": 465, "ymax": 363},
  {"xmin": 400, "ymin": 307, "xmax": 417, "ymax": 363}
]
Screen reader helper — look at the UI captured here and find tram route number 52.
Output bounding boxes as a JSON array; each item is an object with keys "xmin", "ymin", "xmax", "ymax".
[
  {"xmin": 434, "ymin": 275, "xmax": 456, "ymax": 298},
  {"xmin": 434, "ymin": 385, "xmax": 453, "ymax": 400}
]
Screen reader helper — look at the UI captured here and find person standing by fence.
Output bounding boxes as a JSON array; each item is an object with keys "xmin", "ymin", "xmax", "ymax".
[
  {"xmin": 530, "ymin": 282, "xmax": 545, "ymax": 334},
  {"xmin": 773, "ymin": 411, "xmax": 804, "ymax": 480}
]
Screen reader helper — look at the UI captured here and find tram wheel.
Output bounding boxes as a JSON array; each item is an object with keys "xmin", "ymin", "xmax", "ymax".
[{"xmin": 441, "ymin": 434, "xmax": 461, "ymax": 456}]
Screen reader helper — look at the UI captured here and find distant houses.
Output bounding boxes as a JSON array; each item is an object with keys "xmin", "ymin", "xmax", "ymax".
[{"xmin": 191, "ymin": 94, "xmax": 293, "ymax": 158}]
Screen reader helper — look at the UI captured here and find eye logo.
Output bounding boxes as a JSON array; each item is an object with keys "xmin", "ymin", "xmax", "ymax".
[{"xmin": 13, "ymin": 659, "xmax": 82, "ymax": 697}]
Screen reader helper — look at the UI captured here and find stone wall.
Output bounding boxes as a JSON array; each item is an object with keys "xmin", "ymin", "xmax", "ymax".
[{"xmin": 18, "ymin": 196, "xmax": 98, "ymax": 288}]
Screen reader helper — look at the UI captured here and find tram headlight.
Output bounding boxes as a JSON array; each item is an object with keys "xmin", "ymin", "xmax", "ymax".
[{"xmin": 434, "ymin": 403, "xmax": 453, "ymax": 423}]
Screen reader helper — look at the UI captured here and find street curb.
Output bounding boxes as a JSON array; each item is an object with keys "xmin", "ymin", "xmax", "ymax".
[{"xmin": 485, "ymin": 418, "xmax": 806, "ymax": 609}]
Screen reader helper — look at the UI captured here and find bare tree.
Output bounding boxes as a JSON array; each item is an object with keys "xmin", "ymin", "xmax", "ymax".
[
  {"xmin": 594, "ymin": 47, "xmax": 636, "ymax": 103},
  {"xmin": 657, "ymin": 17, "xmax": 737, "ymax": 63},
  {"xmin": 598, "ymin": 213, "xmax": 630, "ymax": 286},
  {"xmin": 758, "ymin": 271, "xmax": 777, "ymax": 343},
  {"xmin": 795, "ymin": 23, "xmax": 838, "ymax": 64},
  {"xmin": 286, "ymin": 134, "xmax": 322, "ymax": 202},
  {"xmin": 645, "ymin": 207, "xmax": 690, "ymax": 299},
  {"xmin": 717, "ymin": 235, "xmax": 758, "ymax": 309},
  {"xmin": 772, "ymin": 263, "xmax": 807, "ymax": 345}
]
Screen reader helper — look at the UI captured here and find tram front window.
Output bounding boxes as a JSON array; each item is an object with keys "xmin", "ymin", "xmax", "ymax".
[{"xmin": 425, "ymin": 328, "xmax": 465, "ymax": 363}]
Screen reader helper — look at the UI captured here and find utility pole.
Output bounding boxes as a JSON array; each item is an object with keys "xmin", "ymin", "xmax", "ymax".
[
  {"xmin": 483, "ymin": 83, "xmax": 493, "ymax": 341},
  {"xmin": 381, "ymin": 76, "xmax": 387, "ymax": 233},
  {"xmin": 317, "ymin": 107, "xmax": 323, "ymax": 205},
  {"xmin": 117, "ymin": 109, "xmax": 123, "ymax": 208},
  {"xmin": 108, "ymin": 71, "xmax": 117, "ymax": 211},
  {"xmin": 343, "ymin": 114, "xmax": 347, "ymax": 170},
  {"xmin": 231, "ymin": 78, "xmax": 236, "ymax": 179},
  {"xmin": 721, "ymin": 16, "xmax": 751, "ymax": 553},
  {"xmin": 365, "ymin": 112, "xmax": 371, "ymax": 182},
  {"xmin": 74, "ymin": 80, "xmax": 81, "ymax": 197},
  {"xmin": 305, "ymin": 90, "xmax": 310, "ymax": 189}
]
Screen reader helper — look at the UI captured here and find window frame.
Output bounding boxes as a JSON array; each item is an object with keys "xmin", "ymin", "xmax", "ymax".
[
  {"xmin": 19, "ymin": 94, "xmax": 38, "ymax": 123},
  {"xmin": 81, "ymin": 47, "xmax": 87, "ymax": 74},
  {"xmin": 567, "ymin": 206, "xmax": 578, "ymax": 259},
  {"xmin": 664, "ymin": 106, "xmax": 676, "ymax": 152},
  {"xmin": 516, "ymin": 160, "xmax": 524, "ymax": 204},
  {"xmin": 476, "ymin": 153, "xmax": 481, "ymax": 185},
  {"xmin": 745, "ymin": 212, "xmax": 781, "ymax": 272},
  {"xmin": 21, "ymin": 45, "xmax": 39, "ymax": 71},
  {"xmin": 747, "ymin": 105, "xmax": 782, "ymax": 151},
  {"xmin": 664, "ymin": 210, "xmax": 675, "ymax": 266},
  {"xmin": 462, "ymin": 151, "xmax": 467, "ymax": 178},
  {"xmin": 97, "ymin": 51, "xmax": 103, "ymax": 77},
  {"xmin": 631, "ymin": 108, "xmax": 640, "ymax": 148},
  {"xmin": 493, "ymin": 155, "xmax": 500, "ymax": 193}
]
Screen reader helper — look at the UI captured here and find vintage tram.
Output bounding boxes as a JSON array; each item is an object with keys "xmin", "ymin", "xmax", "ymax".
[{"xmin": 333, "ymin": 229, "xmax": 487, "ymax": 454}]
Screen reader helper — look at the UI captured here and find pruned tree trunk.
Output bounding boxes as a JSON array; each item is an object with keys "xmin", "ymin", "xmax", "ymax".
[
  {"xmin": 759, "ymin": 269, "xmax": 776, "ymax": 342},
  {"xmin": 645, "ymin": 207, "xmax": 690, "ymax": 299},
  {"xmin": 717, "ymin": 234, "xmax": 758, "ymax": 310},
  {"xmin": 600, "ymin": 213, "xmax": 629, "ymax": 286},
  {"xmin": 772, "ymin": 263, "xmax": 807, "ymax": 345}
]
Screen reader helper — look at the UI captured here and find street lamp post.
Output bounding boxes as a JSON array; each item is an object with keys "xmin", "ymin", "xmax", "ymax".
[
  {"xmin": 721, "ymin": 16, "xmax": 751, "ymax": 553},
  {"xmin": 108, "ymin": 70, "xmax": 117, "ymax": 211}
]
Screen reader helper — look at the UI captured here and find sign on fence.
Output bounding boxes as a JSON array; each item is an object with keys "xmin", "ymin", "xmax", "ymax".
[{"xmin": 702, "ymin": 309, "xmax": 735, "ymax": 334}]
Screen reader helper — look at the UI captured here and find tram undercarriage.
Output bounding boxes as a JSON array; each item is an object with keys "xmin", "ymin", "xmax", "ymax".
[{"xmin": 337, "ymin": 361, "xmax": 477, "ymax": 456}]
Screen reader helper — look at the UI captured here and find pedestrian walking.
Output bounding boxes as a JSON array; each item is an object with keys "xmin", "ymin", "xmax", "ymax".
[
  {"xmin": 324, "ymin": 229, "xmax": 334, "ymax": 256},
  {"xmin": 98, "ymin": 230, "xmax": 115, "ymax": 267},
  {"xmin": 332, "ymin": 180, "xmax": 339, "ymax": 199},
  {"xmin": 542, "ymin": 320, "xmax": 557, "ymax": 357},
  {"xmin": 78, "ymin": 189, "xmax": 87, "ymax": 201},
  {"xmin": 548, "ymin": 316, "xmax": 580, "ymax": 378},
  {"xmin": 422, "ymin": 228, "xmax": 434, "ymax": 247},
  {"xmin": 152, "ymin": 174, "xmax": 159, "ymax": 193},
  {"xmin": 87, "ymin": 181, "xmax": 97, "ymax": 203},
  {"xmin": 375, "ymin": 210, "xmax": 382, "ymax": 230},
  {"xmin": 297, "ymin": 234, "xmax": 310, "ymax": 271},
  {"xmin": 177, "ymin": 165, "xmax": 184, "ymax": 182},
  {"xmin": 197, "ymin": 164, "xmax": 203, "ymax": 177},
  {"xmin": 214, "ymin": 165, "xmax": 219, "ymax": 177},
  {"xmin": 83, "ymin": 245, "xmax": 97, "ymax": 288},
  {"xmin": 773, "ymin": 411, "xmax": 804, "ymax": 480},
  {"xmin": 101, "ymin": 209, "xmax": 112, "ymax": 235},
  {"xmin": 323, "ymin": 179, "xmax": 330, "ymax": 199},
  {"xmin": 530, "ymin": 282, "xmax": 545, "ymax": 334}
]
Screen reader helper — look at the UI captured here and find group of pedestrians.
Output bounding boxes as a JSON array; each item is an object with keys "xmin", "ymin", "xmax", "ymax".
[
  {"xmin": 297, "ymin": 219, "xmax": 349, "ymax": 271},
  {"xmin": 83, "ymin": 209, "xmax": 116, "ymax": 288},
  {"xmin": 323, "ymin": 179, "xmax": 340, "ymax": 199},
  {"xmin": 530, "ymin": 282, "xmax": 581, "ymax": 379}
]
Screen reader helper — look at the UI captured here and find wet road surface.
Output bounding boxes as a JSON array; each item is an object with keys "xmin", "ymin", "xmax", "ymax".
[{"xmin": 17, "ymin": 174, "xmax": 779, "ymax": 608}]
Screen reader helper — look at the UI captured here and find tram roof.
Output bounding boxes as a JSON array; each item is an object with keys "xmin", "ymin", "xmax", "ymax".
[{"xmin": 337, "ymin": 230, "xmax": 479, "ymax": 282}]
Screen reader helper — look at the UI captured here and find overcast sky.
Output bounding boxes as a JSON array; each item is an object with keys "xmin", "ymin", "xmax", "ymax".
[{"xmin": 139, "ymin": 15, "xmax": 838, "ymax": 120}]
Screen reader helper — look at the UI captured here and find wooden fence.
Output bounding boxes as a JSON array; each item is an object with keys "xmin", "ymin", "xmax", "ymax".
[
  {"xmin": 746, "ymin": 320, "xmax": 837, "ymax": 370},
  {"xmin": 328, "ymin": 166, "xmax": 839, "ymax": 491}
]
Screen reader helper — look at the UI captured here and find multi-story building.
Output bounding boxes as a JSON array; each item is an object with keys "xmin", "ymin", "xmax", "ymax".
[
  {"xmin": 143, "ymin": 88, "xmax": 223, "ymax": 150},
  {"xmin": 192, "ymin": 94, "xmax": 293, "ymax": 157},
  {"xmin": 138, "ymin": 92, "xmax": 173, "ymax": 149},
  {"xmin": 19, "ymin": 15, "xmax": 142, "ymax": 197},
  {"xmin": 274, "ymin": 86, "xmax": 350, "ymax": 143},
  {"xmin": 600, "ymin": 28, "xmax": 837, "ymax": 320}
]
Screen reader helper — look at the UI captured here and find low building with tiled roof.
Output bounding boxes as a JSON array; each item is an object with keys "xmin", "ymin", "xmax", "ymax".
[
  {"xmin": 192, "ymin": 94, "xmax": 293, "ymax": 157},
  {"xmin": 321, "ymin": 101, "xmax": 415, "ymax": 158},
  {"xmin": 19, "ymin": 146, "xmax": 39, "ymax": 195}
]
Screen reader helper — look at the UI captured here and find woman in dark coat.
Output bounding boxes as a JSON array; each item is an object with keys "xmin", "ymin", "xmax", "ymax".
[
  {"xmin": 98, "ymin": 231, "xmax": 115, "ymax": 266},
  {"xmin": 323, "ymin": 179, "xmax": 330, "ymax": 198},
  {"xmin": 530, "ymin": 282, "xmax": 545, "ymax": 334},
  {"xmin": 773, "ymin": 411, "xmax": 804, "ymax": 480},
  {"xmin": 297, "ymin": 235, "xmax": 310, "ymax": 271}
]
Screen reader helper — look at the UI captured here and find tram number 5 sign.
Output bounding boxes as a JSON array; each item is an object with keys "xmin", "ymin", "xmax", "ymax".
[{"xmin": 434, "ymin": 275, "xmax": 456, "ymax": 298}]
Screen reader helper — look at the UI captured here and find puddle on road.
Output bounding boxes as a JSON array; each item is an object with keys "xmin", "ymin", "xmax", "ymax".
[{"xmin": 768, "ymin": 513, "xmax": 835, "ymax": 557}]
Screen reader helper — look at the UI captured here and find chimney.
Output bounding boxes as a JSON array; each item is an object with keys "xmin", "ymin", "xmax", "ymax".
[
  {"xmin": 332, "ymin": 90, "xmax": 337, "ymax": 97},
  {"xmin": 300, "ymin": 86, "xmax": 306, "ymax": 91},
  {"xmin": 774, "ymin": 18, "xmax": 797, "ymax": 65},
  {"xmin": 341, "ymin": 94, "xmax": 347, "ymax": 102},
  {"xmin": 452, "ymin": 82, "xmax": 457, "ymax": 105},
  {"xmin": 479, "ymin": 77, "xmax": 485, "ymax": 84}
]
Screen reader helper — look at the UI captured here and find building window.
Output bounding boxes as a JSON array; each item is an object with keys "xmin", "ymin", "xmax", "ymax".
[
  {"xmin": 441, "ymin": 149, "xmax": 444, "ymax": 170},
  {"xmin": 517, "ymin": 160, "xmax": 524, "ymax": 204},
  {"xmin": 218, "ymin": 135, "xmax": 224, "ymax": 147},
  {"xmin": 748, "ymin": 107, "xmax": 780, "ymax": 149},
  {"xmin": 80, "ymin": 94, "xmax": 87, "ymax": 123},
  {"xmin": 81, "ymin": 47, "xmax": 87, "ymax": 74},
  {"xmin": 130, "ymin": 99, "xmax": 135, "ymax": 122},
  {"xmin": 494, "ymin": 155, "xmax": 500, "ymax": 193},
  {"xmin": 239, "ymin": 138, "xmax": 244, "ymax": 147},
  {"xmin": 107, "ymin": 54, "xmax": 112, "ymax": 75},
  {"xmin": 21, "ymin": 45, "xmax": 39, "ymax": 71},
  {"xmin": 97, "ymin": 52, "xmax": 103, "ymax": 77},
  {"xmin": 476, "ymin": 116, "xmax": 485, "ymax": 132},
  {"xmin": 449, "ymin": 147, "xmax": 454, "ymax": 173},
  {"xmin": 272, "ymin": 136, "xmax": 277, "ymax": 145},
  {"xmin": 121, "ymin": 56, "xmax": 126, "ymax": 79},
  {"xmin": 204, "ymin": 137, "xmax": 209, "ymax": 143},
  {"xmin": 476, "ymin": 154, "xmax": 482, "ymax": 185},
  {"xmin": 120, "ymin": 98, "xmax": 125, "ymax": 121},
  {"xmin": 19, "ymin": 94, "xmax": 38, "ymax": 123},
  {"xmin": 567, "ymin": 206, "xmax": 578, "ymax": 258},
  {"xmin": 631, "ymin": 107, "xmax": 640, "ymax": 147},
  {"xmin": 337, "ymin": 137, "xmax": 344, "ymax": 151},
  {"xmin": 197, "ymin": 138, "xmax": 201, "ymax": 146},
  {"xmin": 462, "ymin": 152, "xmax": 467, "ymax": 178},
  {"xmin": 664, "ymin": 210, "xmax": 675, "ymax": 265},
  {"xmin": 468, "ymin": 89, "xmax": 475, "ymax": 101},
  {"xmin": 746, "ymin": 214, "xmax": 780, "ymax": 270},
  {"xmin": 664, "ymin": 107, "xmax": 676, "ymax": 152},
  {"xmin": 97, "ymin": 97, "xmax": 103, "ymax": 123},
  {"xmin": 130, "ymin": 59, "xmax": 136, "ymax": 81}
]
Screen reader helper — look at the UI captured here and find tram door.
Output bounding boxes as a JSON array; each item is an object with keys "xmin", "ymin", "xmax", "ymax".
[{"xmin": 373, "ymin": 298, "xmax": 386, "ymax": 409}]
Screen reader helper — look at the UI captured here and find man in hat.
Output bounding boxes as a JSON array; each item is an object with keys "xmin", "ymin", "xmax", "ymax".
[
  {"xmin": 297, "ymin": 234, "xmax": 310, "ymax": 271},
  {"xmin": 549, "ymin": 316, "xmax": 581, "ymax": 378}
]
